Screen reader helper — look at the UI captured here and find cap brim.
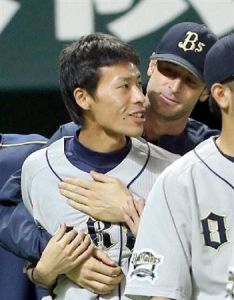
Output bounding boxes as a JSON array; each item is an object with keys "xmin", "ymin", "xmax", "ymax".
[{"xmin": 151, "ymin": 53, "xmax": 202, "ymax": 80}]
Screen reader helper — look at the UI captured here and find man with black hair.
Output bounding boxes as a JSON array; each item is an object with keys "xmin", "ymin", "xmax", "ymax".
[{"xmin": 21, "ymin": 32, "xmax": 176, "ymax": 299}]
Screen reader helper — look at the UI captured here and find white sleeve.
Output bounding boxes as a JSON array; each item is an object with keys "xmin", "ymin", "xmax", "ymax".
[
  {"xmin": 21, "ymin": 153, "xmax": 36, "ymax": 215},
  {"xmin": 125, "ymin": 170, "xmax": 192, "ymax": 300}
]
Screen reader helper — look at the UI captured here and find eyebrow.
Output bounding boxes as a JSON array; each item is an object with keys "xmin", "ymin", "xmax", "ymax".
[{"xmin": 117, "ymin": 73, "xmax": 141, "ymax": 81}]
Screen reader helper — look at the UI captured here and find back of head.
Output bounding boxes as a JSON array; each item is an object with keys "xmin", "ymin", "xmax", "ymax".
[
  {"xmin": 59, "ymin": 32, "xmax": 140, "ymax": 125},
  {"xmin": 204, "ymin": 34, "xmax": 234, "ymax": 89},
  {"xmin": 151, "ymin": 22, "xmax": 218, "ymax": 80}
]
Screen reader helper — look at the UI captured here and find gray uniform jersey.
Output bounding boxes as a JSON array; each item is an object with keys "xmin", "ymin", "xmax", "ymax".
[
  {"xmin": 125, "ymin": 137, "xmax": 234, "ymax": 300},
  {"xmin": 21, "ymin": 137, "xmax": 177, "ymax": 300}
]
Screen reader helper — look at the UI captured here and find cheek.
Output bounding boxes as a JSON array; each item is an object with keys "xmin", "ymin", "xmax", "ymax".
[
  {"xmin": 147, "ymin": 77, "xmax": 160, "ymax": 94},
  {"xmin": 183, "ymin": 92, "xmax": 198, "ymax": 108}
]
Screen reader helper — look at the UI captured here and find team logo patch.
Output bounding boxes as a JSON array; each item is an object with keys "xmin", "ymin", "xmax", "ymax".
[
  {"xmin": 129, "ymin": 249, "xmax": 163, "ymax": 282},
  {"xmin": 178, "ymin": 31, "xmax": 205, "ymax": 52},
  {"xmin": 201, "ymin": 212, "xmax": 229, "ymax": 250}
]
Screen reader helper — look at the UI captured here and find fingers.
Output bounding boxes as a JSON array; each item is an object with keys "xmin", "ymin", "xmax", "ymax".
[
  {"xmin": 94, "ymin": 249, "xmax": 117, "ymax": 267},
  {"xmin": 57, "ymin": 228, "xmax": 92, "ymax": 256},
  {"xmin": 58, "ymin": 227, "xmax": 81, "ymax": 246},
  {"xmin": 134, "ymin": 198, "xmax": 145, "ymax": 216},
  {"xmin": 122, "ymin": 205, "xmax": 133, "ymax": 225},
  {"xmin": 79, "ymin": 255, "xmax": 124, "ymax": 295},
  {"xmin": 121, "ymin": 197, "xmax": 144, "ymax": 236},
  {"xmin": 84, "ymin": 272, "xmax": 124, "ymax": 294},
  {"xmin": 92, "ymin": 259, "xmax": 122, "ymax": 277},
  {"xmin": 70, "ymin": 234, "xmax": 91, "ymax": 256},
  {"xmin": 53, "ymin": 223, "xmax": 67, "ymax": 241},
  {"xmin": 128, "ymin": 197, "xmax": 140, "ymax": 220},
  {"xmin": 59, "ymin": 183, "xmax": 90, "ymax": 200},
  {"xmin": 66, "ymin": 249, "xmax": 124, "ymax": 295},
  {"xmin": 59, "ymin": 178, "xmax": 92, "ymax": 191},
  {"xmin": 89, "ymin": 171, "xmax": 116, "ymax": 183},
  {"xmin": 67, "ymin": 200, "xmax": 91, "ymax": 215},
  {"xmin": 74, "ymin": 243, "xmax": 95, "ymax": 265}
]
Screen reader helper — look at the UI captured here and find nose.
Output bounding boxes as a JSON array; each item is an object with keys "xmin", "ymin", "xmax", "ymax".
[
  {"xmin": 169, "ymin": 77, "xmax": 182, "ymax": 93},
  {"xmin": 132, "ymin": 86, "xmax": 146, "ymax": 105}
]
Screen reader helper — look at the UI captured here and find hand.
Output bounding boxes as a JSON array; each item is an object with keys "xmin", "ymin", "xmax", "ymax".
[
  {"xmin": 59, "ymin": 171, "xmax": 131, "ymax": 223},
  {"xmin": 66, "ymin": 248, "xmax": 124, "ymax": 294},
  {"xmin": 121, "ymin": 197, "xmax": 145, "ymax": 237},
  {"xmin": 33, "ymin": 224, "xmax": 94, "ymax": 287}
]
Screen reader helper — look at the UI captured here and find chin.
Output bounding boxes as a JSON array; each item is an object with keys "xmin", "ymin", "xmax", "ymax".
[{"xmin": 126, "ymin": 130, "xmax": 143, "ymax": 138}]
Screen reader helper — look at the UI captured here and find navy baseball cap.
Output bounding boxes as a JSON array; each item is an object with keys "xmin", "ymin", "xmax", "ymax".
[
  {"xmin": 204, "ymin": 34, "xmax": 234, "ymax": 89},
  {"xmin": 151, "ymin": 22, "xmax": 218, "ymax": 80}
]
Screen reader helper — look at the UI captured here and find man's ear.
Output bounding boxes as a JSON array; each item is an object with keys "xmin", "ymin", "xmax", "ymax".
[
  {"xmin": 147, "ymin": 60, "xmax": 157, "ymax": 77},
  {"xmin": 73, "ymin": 87, "xmax": 91, "ymax": 111},
  {"xmin": 199, "ymin": 87, "xmax": 210, "ymax": 102},
  {"xmin": 211, "ymin": 83, "xmax": 228, "ymax": 110}
]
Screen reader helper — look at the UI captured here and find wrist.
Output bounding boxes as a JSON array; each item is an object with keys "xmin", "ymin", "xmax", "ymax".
[{"xmin": 34, "ymin": 261, "xmax": 57, "ymax": 288}]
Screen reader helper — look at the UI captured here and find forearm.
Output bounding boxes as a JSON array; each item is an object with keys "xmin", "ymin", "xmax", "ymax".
[
  {"xmin": 0, "ymin": 201, "xmax": 51, "ymax": 263},
  {"xmin": 27, "ymin": 262, "xmax": 57, "ymax": 289}
]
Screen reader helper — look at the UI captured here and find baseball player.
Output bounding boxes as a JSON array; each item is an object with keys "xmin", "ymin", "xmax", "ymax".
[
  {"xmin": 125, "ymin": 34, "xmax": 234, "ymax": 300},
  {"xmin": 21, "ymin": 33, "xmax": 177, "ymax": 299}
]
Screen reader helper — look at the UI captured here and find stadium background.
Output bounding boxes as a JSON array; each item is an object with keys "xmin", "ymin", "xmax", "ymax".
[{"xmin": 0, "ymin": 0, "xmax": 233, "ymax": 137}]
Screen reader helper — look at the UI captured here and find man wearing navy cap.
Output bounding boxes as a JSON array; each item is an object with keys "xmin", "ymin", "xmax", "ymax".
[{"xmin": 125, "ymin": 34, "xmax": 234, "ymax": 300}]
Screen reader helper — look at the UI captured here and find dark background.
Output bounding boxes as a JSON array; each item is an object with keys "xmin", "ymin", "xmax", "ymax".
[
  {"xmin": 1, "ymin": 0, "xmax": 228, "ymax": 138},
  {"xmin": 0, "ymin": 89, "xmax": 221, "ymax": 139}
]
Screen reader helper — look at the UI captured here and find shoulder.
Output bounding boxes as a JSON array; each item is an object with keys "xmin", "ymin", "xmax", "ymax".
[
  {"xmin": 132, "ymin": 137, "xmax": 179, "ymax": 174},
  {"xmin": 22, "ymin": 137, "xmax": 66, "ymax": 179},
  {"xmin": 186, "ymin": 118, "xmax": 220, "ymax": 139},
  {"xmin": 160, "ymin": 137, "xmax": 215, "ymax": 184},
  {"xmin": 22, "ymin": 147, "xmax": 47, "ymax": 176},
  {"xmin": 133, "ymin": 137, "xmax": 179, "ymax": 161}
]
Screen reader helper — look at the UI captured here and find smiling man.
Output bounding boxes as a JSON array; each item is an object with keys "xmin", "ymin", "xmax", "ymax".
[{"xmin": 20, "ymin": 33, "xmax": 177, "ymax": 299}]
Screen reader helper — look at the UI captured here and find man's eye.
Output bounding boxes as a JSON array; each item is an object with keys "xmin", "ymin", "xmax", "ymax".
[
  {"xmin": 185, "ymin": 77, "xmax": 197, "ymax": 86},
  {"xmin": 121, "ymin": 84, "xmax": 129, "ymax": 88},
  {"xmin": 159, "ymin": 66, "xmax": 176, "ymax": 77}
]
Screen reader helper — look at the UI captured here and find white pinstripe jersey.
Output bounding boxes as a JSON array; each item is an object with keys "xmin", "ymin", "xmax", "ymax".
[
  {"xmin": 21, "ymin": 137, "xmax": 177, "ymax": 300},
  {"xmin": 125, "ymin": 137, "xmax": 234, "ymax": 300}
]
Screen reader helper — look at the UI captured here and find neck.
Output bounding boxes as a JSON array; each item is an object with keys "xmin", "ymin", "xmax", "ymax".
[
  {"xmin": 143, "ymin": 109, "xmax": 188, "ymax": 141},
  {"xmin": 216, "ymin": 119, "xmax": 234, "ymax": 156},
  {"xmin": 78, "ymin": 126, "xmax": 126, "ymax": 152}
]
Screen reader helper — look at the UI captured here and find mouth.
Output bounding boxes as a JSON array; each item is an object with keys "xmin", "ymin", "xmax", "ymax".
[
  {"xmin": 129, "ymin": 111, "xmax": 145, "ymax": 118},
  {"xmin": 128, "ymin": 111, "xmax": 146, "ymax": 123},
  {"xmin": 160, "ymin": 93, "xmax": 179, "ymax": 105}
]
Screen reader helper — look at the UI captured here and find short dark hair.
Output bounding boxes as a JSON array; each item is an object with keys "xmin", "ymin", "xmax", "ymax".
[{"xmin": 59, "ymin": 32, "xmax": 140, "ymax": 125}]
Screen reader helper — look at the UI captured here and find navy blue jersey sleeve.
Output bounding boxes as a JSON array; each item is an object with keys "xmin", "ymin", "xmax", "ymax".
[
  {"xmin": 0, "ymin": 134, "xmax": 51, "ymax": 263},
  {"xmin": 0, "ymin": 201, "xmax": 50, "ymax": 264}
]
